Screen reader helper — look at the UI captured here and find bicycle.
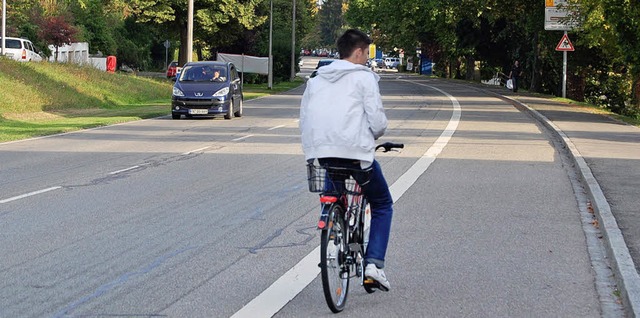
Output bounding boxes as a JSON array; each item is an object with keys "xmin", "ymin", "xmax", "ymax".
[{"xmin": 306, "ymin": 142, "xmax": 404, "ymax": 313}]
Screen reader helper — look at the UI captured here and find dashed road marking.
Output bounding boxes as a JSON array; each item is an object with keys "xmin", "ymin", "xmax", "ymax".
[{"xmin": 0, "ymin": 186, "xmax": 63, "ymax": 204}]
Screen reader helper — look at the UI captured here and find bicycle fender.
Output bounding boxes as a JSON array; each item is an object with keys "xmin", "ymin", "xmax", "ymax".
[{"xmin": 317, "ymin": 204, "xmax": 332, "ymax": 229}]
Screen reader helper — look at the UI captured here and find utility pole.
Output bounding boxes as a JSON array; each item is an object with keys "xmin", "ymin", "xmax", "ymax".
[
  {"xmin": 268, "ymin": 0, "xmax": 273, "ymax": 89},
  {"xmin": 2, "ymin": 0, "xmax": 6, "ymax": 56},
  {"xmin": 187, "ymin": 0, "xmax": 194, "ymax": 62},
  {"xmin": 290, "ymin": 0, "xmax": 296, "ymax": 81}
]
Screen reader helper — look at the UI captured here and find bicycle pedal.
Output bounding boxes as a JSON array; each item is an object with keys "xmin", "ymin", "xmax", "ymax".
[{"xmin": 363, "ymin": 279, "xmax": 389, "ymax": 292}]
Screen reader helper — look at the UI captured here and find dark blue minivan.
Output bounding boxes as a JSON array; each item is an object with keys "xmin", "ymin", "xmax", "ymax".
[{"xmin": 171, "ymin": 61, "xmax": 243, "ymax": 120}]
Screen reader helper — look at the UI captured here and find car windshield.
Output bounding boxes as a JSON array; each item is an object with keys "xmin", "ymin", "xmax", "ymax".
[{"xmin": 179, "ymin": 65, "xmax": 227, "ymax": 82}]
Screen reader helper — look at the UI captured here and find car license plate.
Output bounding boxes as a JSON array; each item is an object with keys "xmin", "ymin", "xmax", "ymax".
[{"xmin": 189, "ymin": 109, "xmax": 208, "ymax": 115}]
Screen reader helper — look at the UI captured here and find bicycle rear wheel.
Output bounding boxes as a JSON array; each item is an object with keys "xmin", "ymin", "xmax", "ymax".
[{"xmin": 320, "ymin": 204, "xmax": 350, "ymax": 313}]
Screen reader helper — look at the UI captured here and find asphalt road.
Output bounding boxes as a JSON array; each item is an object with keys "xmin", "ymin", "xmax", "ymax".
[{"xmin": 0, "ymin": 69, "xmax": 620, "ymax": 317}]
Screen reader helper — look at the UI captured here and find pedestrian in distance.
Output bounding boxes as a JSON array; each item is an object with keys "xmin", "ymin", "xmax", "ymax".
[
  {"xmin": 299, "ymin": 29, "xmax": 393, "ymax": 291},
  {"xmin": 508, "ymin": 60, "xmax": 523, "ymax": 93}
]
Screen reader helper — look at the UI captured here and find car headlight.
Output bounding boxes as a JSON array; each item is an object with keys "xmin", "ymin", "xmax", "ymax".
[
  {"xmin": 173, "ymin": 87, "xmax": 184, "ymax": 97},
  {"xmin": 213, "ymin": 87, "xmax": 229, "ymax": 97}
]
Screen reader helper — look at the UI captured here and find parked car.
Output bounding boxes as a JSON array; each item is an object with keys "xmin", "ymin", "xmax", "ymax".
[
  {"xmin": 166, "ymin": 61, "xmax": 179, "ymax": 78},
  {"xmin": 171, "ymin": 61, "xmax": 243, "ymax": 120},
  {"xmin": 310, "ymin": 59, "xmax": 334, "ymax": 78},
  {"xmin": 370, "ymin": 58, "xmax": 385, "ymax": 70},
  {"xmin": 384, "ymin": 57, "xmax": 400, "ymax": 69},
  {"xmin": 0, "ymin": 37, "xmax": 42, "ymax": 62}
]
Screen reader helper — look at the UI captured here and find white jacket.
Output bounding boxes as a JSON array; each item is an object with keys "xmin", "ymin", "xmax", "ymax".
[{"xmin": 300, "ymin": 59, "xmax": 388, "ymax": 164}]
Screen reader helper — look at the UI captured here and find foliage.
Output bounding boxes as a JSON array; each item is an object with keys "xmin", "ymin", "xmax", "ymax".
[
  {"xmin": 130, "ymin": 0, "xmax": 268, "ymax": 66},
  {"xmin": 317, "ymin": 0, "xmax": 344, "ymax": 47},
  {"xmin": 343, "ymin": 0, "xmax": 640, "ymax": 116},
  {"xmin": 38, "ymin": 15, "xmax": 78, "ymax": 60}
]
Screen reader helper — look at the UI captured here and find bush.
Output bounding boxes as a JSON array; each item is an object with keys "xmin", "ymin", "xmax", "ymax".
[{"xmin": 584, "ymin": 71, "xmax": 633, "ymax": 115}]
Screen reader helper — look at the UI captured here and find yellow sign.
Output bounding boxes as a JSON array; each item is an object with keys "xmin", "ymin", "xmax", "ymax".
[{"xmin": 369, "ymin": 44, "xmax": 376, "ymax": 59}]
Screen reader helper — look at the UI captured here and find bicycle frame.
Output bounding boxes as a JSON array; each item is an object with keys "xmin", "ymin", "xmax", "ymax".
[
  {"xmin": 307, "ymin": 142, "xmax": 404, "ymax": 312},
  {"xmin": 318, "ymin": 182, "xmax": 368, "ymax": 282}
]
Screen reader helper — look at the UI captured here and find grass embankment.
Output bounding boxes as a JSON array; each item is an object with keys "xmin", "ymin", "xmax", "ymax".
[
  {"xmin": 550, "ymin": 97, "xmax": 640, "ymax": 127},
  {"xmin": 0, "ymin": 59, "xmax": 303, "ymax": 142}
]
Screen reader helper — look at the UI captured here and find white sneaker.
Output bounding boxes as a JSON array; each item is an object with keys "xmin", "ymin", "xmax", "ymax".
[{"xmin": 365, "ymin": 264, "xmax": 390, "ymax": 291}]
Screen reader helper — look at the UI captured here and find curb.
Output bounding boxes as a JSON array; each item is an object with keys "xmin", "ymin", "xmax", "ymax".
[{"xmin": 499, "ymin": 94, "xmax": 640, "ymax": 317}]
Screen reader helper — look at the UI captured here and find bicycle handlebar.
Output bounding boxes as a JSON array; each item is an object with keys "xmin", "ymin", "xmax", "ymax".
[{"xmin": 375, "ymin": 142, "xmax": 404, "ymax": 153}]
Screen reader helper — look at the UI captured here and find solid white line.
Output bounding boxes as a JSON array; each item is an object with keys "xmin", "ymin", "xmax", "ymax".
[
  {"xmin": 108, "ymin": 166, "xmax": 140, "ymax": 175},
  {"xmin": 232, "ymin": 134, "xmax": 254, "ymax": 142},
  {"xmin": 268, "ymin": 125, "xmax": 286, "ymax": 131},
  {"xmin": 0, "ymin": 186, "xmax": 63, "ymax": 204},
  {"xmin": 230, "ymin": 82, "xmax": 461, "ymax": 318},
  {"xmin": 230, "ymin": 247, "xmax": 321, "ymax": 318},
  {"xmin": 183, "ymin": 146, "xmax": 211, "ymax": 155},
  {"xmin": 389, "ymin": 82, "xmax": 461, "ymax": 202}
]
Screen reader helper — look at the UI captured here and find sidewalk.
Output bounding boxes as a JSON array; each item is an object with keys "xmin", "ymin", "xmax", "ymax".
[{"xmin": 482, "ymin": 85, "xmax": 640, "ymax": 316}]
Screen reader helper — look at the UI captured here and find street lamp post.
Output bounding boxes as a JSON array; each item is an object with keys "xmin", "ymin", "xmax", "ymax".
[
  {"xmin": 268, "ymin": 0, "xmax": 273, "ymax": 89},
  {"xmin": 290, "ymin": 0, "xmax": 296, "ymax": 81},
  {"xmin": 2, "ymin": 0, "xmax": 6, "ymax": 56},
  {"xmin": 187, "ymin": 0, "xmax": 194, "ymax": 62}
]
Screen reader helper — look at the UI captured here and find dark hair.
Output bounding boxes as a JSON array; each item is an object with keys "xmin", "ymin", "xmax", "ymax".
[{"xmin": 336, "ymin": 29, "xmax": 372, "ymax": 59}]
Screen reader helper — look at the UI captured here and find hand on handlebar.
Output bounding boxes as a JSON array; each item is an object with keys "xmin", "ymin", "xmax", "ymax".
[{"xmin": 375, "ymin": 142, "xmax": 404, "ymax": 153}]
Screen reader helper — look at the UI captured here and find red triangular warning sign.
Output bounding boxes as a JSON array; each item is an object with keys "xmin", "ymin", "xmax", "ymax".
[{"xmin": 556, "ymin": 34, "xmax": 575, "ymax": 51}]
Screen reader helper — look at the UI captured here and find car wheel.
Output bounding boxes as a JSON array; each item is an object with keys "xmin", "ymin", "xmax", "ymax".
[
  {"xmin": 172, "ymin": 113, "xmax": 181, "ymax": 119},
  {"xmin": 234, "ymin": 98, "xmax": 243, "ymax": 117},
  {"xmin": 224, "ymin": 100, "xmax": 234, "ymax": 120}
]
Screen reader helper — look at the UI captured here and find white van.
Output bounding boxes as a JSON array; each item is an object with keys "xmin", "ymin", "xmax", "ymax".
[
  {"xmin": 1, "ymin": 37, "xmax": 43, "ymax": 62},
  {"xmin": 384, "ymin": 57, "xmax": 400, "ymax": 69}
]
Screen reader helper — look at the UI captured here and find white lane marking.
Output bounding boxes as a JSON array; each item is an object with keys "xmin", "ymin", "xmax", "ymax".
[
  {"xmin": 268, "ymin": 125, "xmax": 286, "ymax": 131},
  {"xmin": 0, "ymin": 186, "xmax": 63, "ymax": 204},
  {"xmin": 389, "ymin": 81, "xmax": 461, "ymax": 202},
  {"xmin": 108, "ymin": 166, "xmax": 140, "ymax": 175},
  {"xmin": 231, "ymin": 82, "xmax": 461, "ymax": 318},
  {"xmin": 232, "ymin": 134, "xmax": 254, "ymax": 142},
  {"xmin": 230, "ymin": 247, "xmax": 321, "ymax": 318},
  {"xmin": 183, "ymin": 146, "xmax": 211, "ymax": 155}
]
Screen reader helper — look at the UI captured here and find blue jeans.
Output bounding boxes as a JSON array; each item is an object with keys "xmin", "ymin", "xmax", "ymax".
[{"xmin": 318, "ymin": 158, "xmax": 393, "ymax": 269}]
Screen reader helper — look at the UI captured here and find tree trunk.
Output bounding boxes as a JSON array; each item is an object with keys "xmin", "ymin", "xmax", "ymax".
[
  {"xmin": 179, "ymin": 22, "xmax": 188, "ymax": 66},
  {"xmin": 196, "ymin": 45, "xmax": 203, "ymax": 61},
  {"xmin": 465, "ymin": 54, "xmax": 474, "ymax": 80},
  {"xmin": 633, "ymin": 74, "xmax": 640, "ymax": 113},
  {"xmin": 529, "ymin": 32, "xmax": 539, "ymax": 92}
]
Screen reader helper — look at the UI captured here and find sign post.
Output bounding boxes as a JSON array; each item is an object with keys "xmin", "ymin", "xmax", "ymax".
[
  {"xmin": 555, "ymin": 32, "xmax": 574, "ymax": 98},
  {"xmin": 546, "ymin": 0, "xmax": 579, "ymax": 98},
  {"xmin": 164, "ymin": 40, "xmax": 171, "ymax": 70}
]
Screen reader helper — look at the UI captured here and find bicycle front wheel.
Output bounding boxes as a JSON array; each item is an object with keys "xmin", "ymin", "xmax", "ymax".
[{"xmin": 320, "ymin": 204, "xmax": 349, "ymax": 313}]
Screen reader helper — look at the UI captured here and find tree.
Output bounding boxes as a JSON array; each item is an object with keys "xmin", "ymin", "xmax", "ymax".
[
  {"xmin": 131, "ymin": 0, "xmax": 267, "ymax": 66},
  {"xmin": 317, "ymin": 0, "xmax": 343, "ymax": 47},
  {"xmin": 575, "ymin": 0, "xmax": 640, "ymax": 114},
  {"xmin": 38, "ymin": 15, "xmax": 78, "ymax": 61}
]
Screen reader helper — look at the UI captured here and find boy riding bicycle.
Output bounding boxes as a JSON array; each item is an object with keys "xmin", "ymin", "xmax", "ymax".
[{"xmin": 300, "ymin": 29, "xmax": 393, "ymax": 291}]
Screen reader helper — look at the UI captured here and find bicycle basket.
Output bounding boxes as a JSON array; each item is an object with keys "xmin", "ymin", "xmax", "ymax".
[
  {"xmin": 307, "ymin": 164, "xmax": 326, "ymax": 193},
  {"xmin": 306, "ymin": 163, "xmax": 368, "ymax": 195}
]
